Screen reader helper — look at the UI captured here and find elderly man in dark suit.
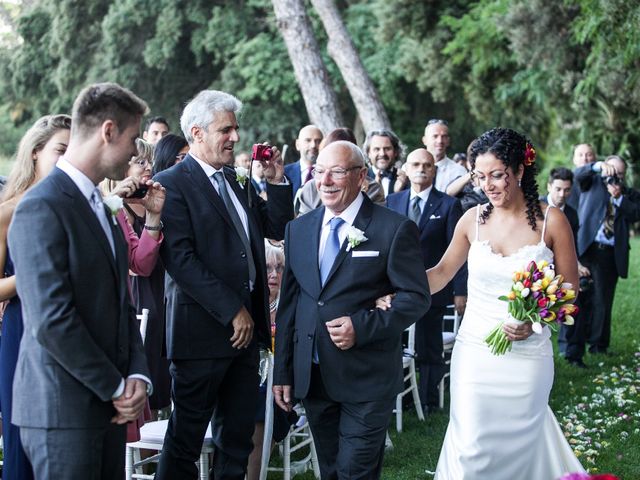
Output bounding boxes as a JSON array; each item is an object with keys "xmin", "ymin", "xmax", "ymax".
[
  {"xmin": 8, "ymin": 83, "xmax": 151, "ymax": 479},
  {"xmin": 154, "ymin": 90, "xmax": 293, "ymax": 480},
  {"xmin": 575, "ymin": 155, "xmax": 640, "ymax": 355},
  {"xmin": 273, "ymin": 141, "xmax": 430, "ymax": 479},
  {"xmin": 387, "ymin": 148, "xmax": 466, "ymax": 415}
]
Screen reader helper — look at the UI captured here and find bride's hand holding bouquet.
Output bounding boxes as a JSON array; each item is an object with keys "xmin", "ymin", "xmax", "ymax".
[{"xmin": 485, "ymin": 259, "xmax": 578, "ymax": 355}]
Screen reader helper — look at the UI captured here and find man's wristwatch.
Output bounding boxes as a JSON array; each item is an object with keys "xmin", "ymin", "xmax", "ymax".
[{"xmin": 144, "ymin": 221, "xmax": 163, "ymax": 231}]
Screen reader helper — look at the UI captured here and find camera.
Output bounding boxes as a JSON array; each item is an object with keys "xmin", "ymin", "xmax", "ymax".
[
  {"xmin": 579, "ymin": 276, "xmax": 593, "ymax": 292},
  {"xmin": 251, "ymin": 144, "xmax": 273, "ymax": 162},
  {"xmin": 605, "ymin": 175, "xmax": 621, "ymax": 186},
  {"xmin": 128, "ymin": 185, "xmax": 149, "ymax": 199}
]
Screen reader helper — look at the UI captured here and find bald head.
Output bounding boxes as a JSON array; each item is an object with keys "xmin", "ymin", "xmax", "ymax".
[
  {"xmin": 296, "ymin": 124, "xmax": 323, "ymax": 165},
  {"xmin": 605, "ymin": 155, "xmax": 626, "ymax": 176},
  {"xmin": 405, "ymin": 148, "xmax": 436, "ymax": 192}
]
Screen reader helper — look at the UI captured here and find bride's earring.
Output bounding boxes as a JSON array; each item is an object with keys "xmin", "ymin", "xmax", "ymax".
[{"xmin": 518, "ymin": 178, "xmax": 522, "ymax": 188}]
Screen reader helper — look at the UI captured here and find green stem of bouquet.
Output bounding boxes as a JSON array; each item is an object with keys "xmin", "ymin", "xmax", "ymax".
[{"xmin": 484, "ymin": 322, "xmax": 513, "ymax": 355}]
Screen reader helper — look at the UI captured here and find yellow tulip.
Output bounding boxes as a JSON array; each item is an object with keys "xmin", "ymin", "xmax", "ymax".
[
  {"xmin": 507, "ymin": 291, "xmax": 517, "ymax": 300},
  {"xmin": 547, "ymin": 285, "xmax": 558, "ymax": 294}
]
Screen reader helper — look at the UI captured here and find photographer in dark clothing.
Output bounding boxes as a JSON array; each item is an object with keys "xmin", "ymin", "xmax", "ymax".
[{"xmin": 574, "ymin": 156, "xmax": 640, "ymax": 355}]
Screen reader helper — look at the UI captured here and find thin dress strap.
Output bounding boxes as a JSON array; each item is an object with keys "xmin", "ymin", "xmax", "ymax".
[
  {"xmin": 475, "ymin": 204, "xmax": 481, "ymax": 241},
  {"xmin": 541, "ymin": 205, "xmax": 552, "ymax": 244}
]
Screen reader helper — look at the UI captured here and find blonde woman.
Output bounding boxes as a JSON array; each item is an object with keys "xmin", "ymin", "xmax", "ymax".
[{"xmin": 0, "ymin": 114, "xmax": 71, "ymax": 480}]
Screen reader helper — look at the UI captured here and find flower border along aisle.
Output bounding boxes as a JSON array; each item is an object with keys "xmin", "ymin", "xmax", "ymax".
[{"xmin": 485, "ymin": 260, "xmax": 578, "ymax": 355}]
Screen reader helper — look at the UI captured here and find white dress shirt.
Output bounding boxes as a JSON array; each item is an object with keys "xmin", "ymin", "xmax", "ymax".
[
  {"xmin": 371, "ymin": 166, "xmax": 392, "ymax": 197},
  {"xmin": 318, "ymin": 193, "xmax": 365, "ymax": 264},
  {"xmin": 434, "ymin": 156, "xmax": 467, "ymax": 192}
]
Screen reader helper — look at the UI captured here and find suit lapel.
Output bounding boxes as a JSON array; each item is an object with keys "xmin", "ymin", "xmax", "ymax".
[
  {"xmin": 419, "ymin": 188, "xmax": 443, "ymax": 229},
  {"xmin": 54, "ymin": 170, "xmax": 119, "ymax": 279},
  {"xmin": 321, "ymin": 196, "xmax": 374, "ymax": 291},
  {"xmin": 109, "ymin": 210, "xmax": 129, "ymax": 302},
  {"xmin": 183, "ymin": 156, "xmax": 235, "ymax": 229}
]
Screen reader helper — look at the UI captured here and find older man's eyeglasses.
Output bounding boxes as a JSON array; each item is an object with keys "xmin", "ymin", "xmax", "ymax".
[
  {"xmin": 427, "ymin": 119, "xmax": 448, "ymax": 126},
  {"xmin": 266, "ymin": 265, "xmax": 285, "ymax": 274},
  {"xmin": 311, "ymin": 166, "xmax": 362, "ymax": 180}
]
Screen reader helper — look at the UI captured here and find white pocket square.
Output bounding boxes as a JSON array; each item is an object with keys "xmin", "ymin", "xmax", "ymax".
[
  {"xmin": 429, "ymin": 214, "xmax": 441, "ymax": 219},
  {"xmin": 352, "ymin": 250, "xmax": 379, "ymax": 258}
]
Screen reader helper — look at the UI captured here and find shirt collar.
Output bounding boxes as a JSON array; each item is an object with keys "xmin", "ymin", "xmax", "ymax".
[
  {"xmin": 322, "ymin": 192, "xmax": 364, "ymax": 228},
  {"xmin": 191, "ymin": 152, "xmax": 224, "ymax": 177},
  {"xmin": 410, "ymin": 185, "xmax": 432, "ymax": 202},
  {"xmin": 546, "ymin": 195, "xmax": 565, "ymax": 211},
  {"xmin": 56, "ymin": 157, "xmax": 97, "ymax": 202}
]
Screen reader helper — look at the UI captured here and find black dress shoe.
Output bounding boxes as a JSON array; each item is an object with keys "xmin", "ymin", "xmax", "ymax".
[{"xmin": 567, "ymin": 358, "xmax": 588, "ymax": 369}]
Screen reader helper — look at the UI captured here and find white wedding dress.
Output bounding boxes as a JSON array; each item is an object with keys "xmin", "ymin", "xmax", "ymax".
[{"xmin": 435, "ymin": 206, "xmax": 585, "ymax": 480}]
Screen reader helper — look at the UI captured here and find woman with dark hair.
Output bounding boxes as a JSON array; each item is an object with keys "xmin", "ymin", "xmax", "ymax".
[
  {"xmin": 152, "ymin": 133, "xmax": 188, "ymax": 175},
  {"xmin": 0, "ymin": 114, "xmax": 71, "ymax": 480},
  {"xmin": 425, "ymin": 128, "xmax": 584, "ymax": 477}
]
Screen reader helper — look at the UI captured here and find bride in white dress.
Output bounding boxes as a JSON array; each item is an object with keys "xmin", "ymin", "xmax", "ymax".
[{"xmin": 427, "ymin": 128, "xmax": 585, "ymax": 479}]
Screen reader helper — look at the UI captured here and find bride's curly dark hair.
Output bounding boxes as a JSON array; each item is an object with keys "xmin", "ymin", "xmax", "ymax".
[{"xmin": 469, "ymin": 127, "xmax": 543, "ymax": 231}]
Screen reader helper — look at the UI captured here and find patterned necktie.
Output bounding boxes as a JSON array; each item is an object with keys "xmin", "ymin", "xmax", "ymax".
[
  {"xmin": 603, "ymin": 200, "xmax": 615, "ymax": 239},
  {"xmin": 409, "ymin": 196, "xmax": 422, "ymax": 224},
  {"xmin": 90, "ymin": 188, "xmax": 115, "ymax": 257},
  {"xmin": 320, "ymin": 217, "xmax": 345, "ymax": 286},
  {"xmin": 213, "ymin": 171, "xmax": 256, "ymax": 285}
]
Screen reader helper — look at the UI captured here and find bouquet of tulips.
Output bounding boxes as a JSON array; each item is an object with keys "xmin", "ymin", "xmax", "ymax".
[{"xmin": 485, "ymin": 259, "xmax": 578, "ymax": 355}]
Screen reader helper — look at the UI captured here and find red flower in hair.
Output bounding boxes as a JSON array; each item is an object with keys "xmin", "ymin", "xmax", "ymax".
[{"xmin": 524, "ymin": 143, "xmax": 536, "ymax": 166}]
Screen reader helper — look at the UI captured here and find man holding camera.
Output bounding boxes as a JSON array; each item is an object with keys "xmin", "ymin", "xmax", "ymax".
[
  {"xmin": 575, "ymin": 155, "xmax": 640, "ymax": 355},
  {"xmin": 154, "ymin": 90, "xmax": 293, "ymax": 479}
]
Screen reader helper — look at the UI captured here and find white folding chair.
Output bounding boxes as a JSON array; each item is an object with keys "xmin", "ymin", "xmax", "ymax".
[
  {"xmin": 125, "ymin": 420, "xmax": 214, "ymax": 480},
  {"xmin": 393, "ymin": 323, "xmax": 424, "ymax": 432},
  {"xmin": 439, "ymin": 304, "xmax": 462, "ymax": 408},
  {"xmin": 259, "ymin": 351, "xmax": 320, "ymax": 480}
]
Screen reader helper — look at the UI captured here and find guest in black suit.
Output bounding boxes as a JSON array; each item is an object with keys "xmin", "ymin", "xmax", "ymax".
[
  {"xmin": 540, "ymin": 167, "xmax": 590, "ymax": 367},
  {"xmin": 575, "ymin": 156, "xmax": 640, "ymax": 354},
  {"xmin": 364, "ymin": 129, "xmax": 405, "ymax": 198},
  {"xmin": 273, "ymin": 141, "xmax": 430, "ymax": 479},
  {"xmin": 8, "ymin": 83, "xmax": 151, "ymax": 479},
  {"xmin": 386, "ymin": 148, "xmax": 466, "ymax": 414},
  {"xmin": 566, "ymin": 143, "xmax": 596, "ymax": 210},
  {"xmin": 154, "ymin": 90, "xmax": 293, "ymax": 480}
]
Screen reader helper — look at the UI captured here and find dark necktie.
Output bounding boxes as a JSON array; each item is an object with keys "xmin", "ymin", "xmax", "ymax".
[
  {"xmin": 213, "ymin": 171, "xmax": 256, "ymax": 285},
  {"xmin": 303, "ymin": 166, "xmax": 313, "ymax": 185},
  {"xmin": 409, "ymin": 196, "xmax": 422, "ymax": 224},
  {"xmin": 320, "ymin": 217, "xmax": 344, "ymax": 286}
]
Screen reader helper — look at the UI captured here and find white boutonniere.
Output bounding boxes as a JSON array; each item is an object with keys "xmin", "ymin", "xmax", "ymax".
[
  {"xmin": 103, "ymin": 195, "xmax": 123, "ymax": 225},
  {"xmin": 346, "ymin": 226, "xmax": 367, "ymax": 252},
  {"xmin": 235, "ymin": 166, "xmax": 249, "ymax": 187}
]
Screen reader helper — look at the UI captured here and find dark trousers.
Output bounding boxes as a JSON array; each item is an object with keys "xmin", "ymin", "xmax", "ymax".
[
  {"xmin": 580, "ymin": 243, "xmax": 619, "ymax": 352},
  {"xmin": 20, "ymin": 423, "xmax": 126, "ymax": 480},
  {"xmin": 562, "ymin": 291, "xmax": 591, "ymax": 361},
  {"xmin": 303, "ymin": 365, "xmax": 393, "ymax": 480},
  {"xmin": 156, "ymin": 347, "xmax": 259, "ymax": 480},
  {"xmin": 415, "ymin": 306, "xmax": 446, "ymax": 408}
]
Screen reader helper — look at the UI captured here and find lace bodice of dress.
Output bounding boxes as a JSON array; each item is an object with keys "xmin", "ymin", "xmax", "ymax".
[{"xmin": 456, "ymin": 206, "xmax": 555, "ymax": 356}]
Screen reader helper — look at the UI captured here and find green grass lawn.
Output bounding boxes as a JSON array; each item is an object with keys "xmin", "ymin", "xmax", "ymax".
[{"xmin": 272, "ymin": 237, "xmax": 640, "ymax": 479}]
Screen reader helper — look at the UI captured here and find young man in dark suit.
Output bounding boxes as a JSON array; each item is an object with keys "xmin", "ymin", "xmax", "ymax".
[
  {"xmin": 540, "ymin": 167, "xmax": 589, "ymax": 366},
  {"xmin": 9, "ymin": 83, "xmax": 151, "ymax": 479},
  {"xmin": 387, "ymin": 148, "xmax": 467, "ymax": 414},
  {"xmin": 273, "ymin": 141, "xmax": 430, "ymax": 479},
  {"xmin": 154, "ymin": 90, "xmax": 293, "ymax": 480}
]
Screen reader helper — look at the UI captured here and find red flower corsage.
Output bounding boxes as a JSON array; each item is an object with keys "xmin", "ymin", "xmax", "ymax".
[{"xmin": 524, "ymin": 143, "xmax": 536, "ymax": 166}]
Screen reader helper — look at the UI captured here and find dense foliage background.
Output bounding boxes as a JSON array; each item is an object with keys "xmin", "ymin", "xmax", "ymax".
[{"xmin": 0, "ymin": 0, "xmax": 638, "ymax": 181}]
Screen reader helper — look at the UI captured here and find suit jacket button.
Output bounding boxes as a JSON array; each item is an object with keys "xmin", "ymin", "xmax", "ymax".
[
  {"xmin": 317, "ymin": 301, "xmax": 324, "ymax": 306},
  {"xmin": 307, "ymin": 334, "xmax": 313, "ymax": 339},
  {"xmin": 241, "ymin": 251, "xmax": 247, "ymax": 258}
]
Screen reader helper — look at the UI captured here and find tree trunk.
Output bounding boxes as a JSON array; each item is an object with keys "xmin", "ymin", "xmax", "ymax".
[
  {"xmin": 310, "ymin": 0, "xmax": 391, "ymax": 133},
  {"xmin": 271, "ymin": 0, "xmax": 344, "ymax": 134}
]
